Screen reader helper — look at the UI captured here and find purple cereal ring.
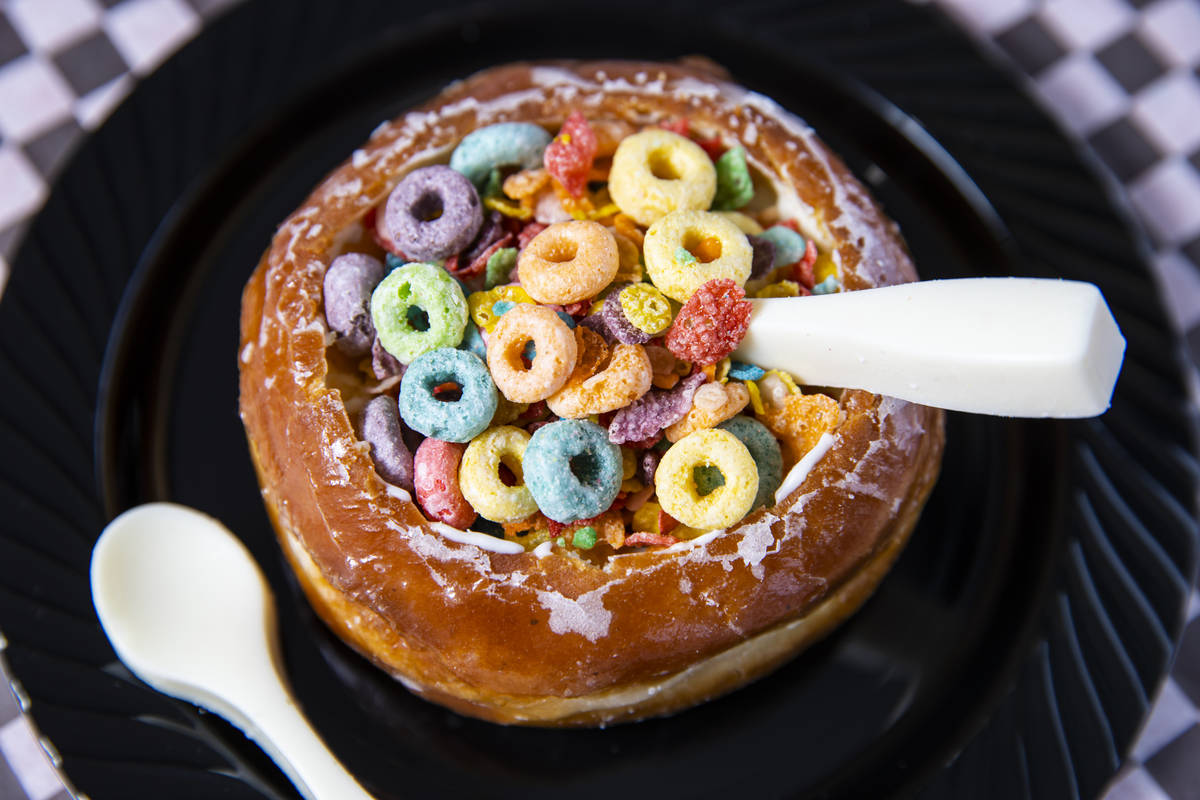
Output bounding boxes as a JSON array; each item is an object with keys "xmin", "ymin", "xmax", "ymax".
[
  {"xmin": 361, "ymin": 395, "xmax": 415, "ymax": 492},
  {"xmin": 413, "ymin": 438, "xmax": 476, "ymax": 529},
  {"xmin": 601, "ymin": 285, "xmax": 652, "ymax": 345},
  {"xmin": 383, "ymin": 165, "xmax": 483, "ymax": 261},
  {"xmin": 324, "ymin": 253, "xmax": 385, "ymax": 357},
  {"xmin": 747, "ymin": 234, "xmax": 776, "ymax": 280}
]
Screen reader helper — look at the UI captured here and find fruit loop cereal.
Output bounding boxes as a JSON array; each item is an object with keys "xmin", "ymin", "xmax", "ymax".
[
  {"xmin": 487, "ymin": 304, "xmax": 579, "ymax": 402},
  {"xmin": 332, "ymin": 107, "xmax": 849, "ymax": 551},
  {"xmin": 383, "ymin": 166, "xmax": 484, "ymax": 261},
  {"xmin": 655, "ymin": 429, "xmax": 758, "ymax": 530},
  {"xmin": 360, "ymin": 395, "xmax": 415, "ymax": 492},
  {"xmin": 324, "ymin": 252, "xmax": 385, "ymax": 357},
  {"xmin": 518, "ymin": 220, "xmax": 619, "ymax": 304},
  {"xmin": 547, "ymin": 341, "xmax": 653, "ymax": 418},
  {"xmin": 399, "ymin": 348, "xmax": 498, "ymax": 442},
  {"xmin": 459, "ymin": 426, "xmax": 538, "ymax": 522},
  {"xmin": 371, "ymin": 263, "xmax": 469, "ymax": 363},
  {"xmin": 449, "ymin": 122, "xmax": 552, "ymax": 188},
  {"xmin": 608, "ymin": 129, "xmax": 716, "ymax": 226},
  {"xmin": 413, "ymin": 438, "xmax": 476, "ymax": 529},
  {"xmin": 643, "ymin": 210, "xmax": 753, "ymax": 302},
  {"xmin": 524, "ymin": 420, "xmax": 622, "ymax": 523},
  {"xmin": 665, "ymin": 279, "xmax": 753, "ymax": 366},
  {"xmin": 717, "ymin": 416, "xmax": 782, "ymax": 510}
]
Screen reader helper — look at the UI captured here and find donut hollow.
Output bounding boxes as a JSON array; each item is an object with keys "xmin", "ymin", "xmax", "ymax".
[{"xmin": 238, "ymin": 59, "xmax": 945, "ymax": 726}]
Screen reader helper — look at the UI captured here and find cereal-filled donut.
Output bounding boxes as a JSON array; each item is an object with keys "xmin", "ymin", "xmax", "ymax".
[{"xmin": 239, "ymin": 60, "xmax": 944, "ymax": 728}]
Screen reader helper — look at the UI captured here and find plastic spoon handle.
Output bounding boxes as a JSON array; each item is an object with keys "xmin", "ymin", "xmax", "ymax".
[
  {"xmin": 733, "ymin": 278, "xmax": 1125, "ymax": 417},
  {"xmin": 90, "ymin": 504, "xmax": 374, "ymax": 800}
]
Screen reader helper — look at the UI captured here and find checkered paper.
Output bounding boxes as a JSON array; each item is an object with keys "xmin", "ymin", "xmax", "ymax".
[{"xmin": 0, "ymin": 1, "xmax": 1198, "ymax": 798}]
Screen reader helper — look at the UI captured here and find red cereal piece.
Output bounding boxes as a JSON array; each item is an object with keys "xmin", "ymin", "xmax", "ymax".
[
  {"xmin": 563, "ymin": 299, "xmax": 591, "ymax": 318},
  {"xmin": 664, "ymin": 279, "xmax": 752, "ymax": 366},
  {"xmin": 455, "ymin": 233, "xmax": 514, "ymax": 281},
  {"xmin": 544, "ymin": 111, "xmax": 598, "ymax": 198},
  {"xmin": 413, "ymin": 439, "xmax": 475, "ymax": 529},
  {"xmin": 694, "ymin": 135, "xmax": 726, "ymax": 162},
  {"xmin": 658, "ymin": 118, "xmax": 689, "ymax": 136},
  {"xmin": 792, "ymin": 239, "xmax": 818, "ymax": 289},
  {"xmin": 517, "ymin": 221, "xmax": 548, "ymax": 249},
  {"xmin": 658, "ymin": 509, "xmax": 680, "ymax": 535},
  {"xmin": 623, "ymin": 531, "xmax": 681, "ymax": 548},
  {"xmin": 777, "ymin": 218, "xmax": 802, "ymax": 235}
]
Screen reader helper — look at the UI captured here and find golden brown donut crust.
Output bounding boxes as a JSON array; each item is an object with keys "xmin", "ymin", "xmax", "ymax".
[{"xmin": 238, "ymin": 59, "xmax": 945, "ymax": 726}]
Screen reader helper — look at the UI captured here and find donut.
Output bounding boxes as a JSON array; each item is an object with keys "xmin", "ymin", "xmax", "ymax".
[{"xmin": 238, "ymin": 59, "xmax": 945, "ymax": 727}]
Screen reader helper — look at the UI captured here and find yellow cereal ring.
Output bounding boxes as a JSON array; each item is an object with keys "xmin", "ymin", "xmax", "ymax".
[
  {"xmin": 608, "ymin": 129, "xmax": 717, "ymax": 227},
  {"xmin": 468, "ymin": 285, "xmax": 534, "ymax": 332},
  {"xmin": 655, "ymin": 429, "xmax": 758, "ymax": 530},
  {"xmin": 459, "ymin": 426, "xmax": 537, "ymax": 522},
  {"xmin": 517, "ymin": 220, "xmax": 619, "ymax": 304},
  {"xmin": 643, "ymin": 210, "xmax": 753, "ymax": 302},
  {"xmin": 486, "ymin": 304, "xmax": 579, "ymax": 403},
  {"xmin": 547, "ymin": 340, "xmax": 653, "ymax": 418},
  {"xmin": 715, "ymin": 210, "xmax": 764, "ymax": 235},
  {"xmin": 612, "ymin": 231, "xmax": 644, "ymax": 284},
  {"xmin": 618, "ymin": 282, "xmax": 673, "ymax": 335},
  {"xmin": 666, "ymin": 381, "xmax": 750, "ymax": 441}
]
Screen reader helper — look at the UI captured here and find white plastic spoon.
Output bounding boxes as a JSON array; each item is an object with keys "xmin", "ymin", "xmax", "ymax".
[
  {"xmin": 90, "ymin": 503, "xmax": 374, "ymax": 800},
  {"xmin": 734, "ymin": 277, "xmax": 1125, "ymax": 417}
]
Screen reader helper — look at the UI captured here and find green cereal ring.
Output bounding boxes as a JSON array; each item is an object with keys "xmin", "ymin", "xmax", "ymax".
[
  {"xmin": 459, "ymin": 426, "xmax": 538, "ymax": 523},
  {"xmin": 711, "ymin": 146, "xmax": 754, "ymax": 210},
  {"xmin": 718, "ymin": 416, "xmax": 783, "ymax": 509},
  {"xmin": 643, "ymin": 210, "xmax": 753, "ymax": 302},
  {"xmin": 608, "ymin": 129, "xmax": 717, "ymax": 227},
  {"xmin": 655, "ymin": 428, "xmax": 758, "ymax": 530},
  {"xmin": 450, "ymin": 122, "xmax": 552, "ymax": 188},
  {"xmin": 370, "ymin": 262, "xmax": 468, "ymax": 364}
]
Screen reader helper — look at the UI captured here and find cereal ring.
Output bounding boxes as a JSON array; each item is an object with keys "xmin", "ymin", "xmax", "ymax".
[
  {"xmin": 360, "ymin": 395, "xmax": 415, "ymax": 492},
  {"xmin": 324, "ymin": 252, "xmax": 384, "ymax": 357},
  {"xmin": 459, "ymin": 426, "xmax": 537, "ymax": 522},
  {"xmin": 546, "ymin": 333, "xmax": 653, "ymax": 419},
  {"xmin": 608, "ymin": 129, "xmax": 716, "ymax": 226},
  {"xmin": 664, "ymin": 278, "xmax": 753, "ymax": 365},
  {"xmin": 370, "ymin": 263, "xmax": 469, "ymax": 363},
  {"xmin": 655, "ymin": 429, "xmax": 758, "ymax": 530},
  {"xmin": 618, "ymin": 282, "xmax": 673, "ymax": 335},
  {"xmin": 450, "ymin": 122, "xmax": 553, "ymax": 188},
  {"xmin": 665, "ymin": 380, "xmax": 750, "ymax": 441},
  {"xmin": 398, "ymin": 348, "xmax": 498, "ymax": 442},
  {"xmin": 383, "ymin": 165, "xmax": 483, "ymax": 261},
  {"xmin": 517, "ymin": 220, "xmax": 619, "ymax": 304},
  {"xmin": 487, "ymin": 304, "xmax": 579, "ymax": 403},
  {"xmin": 524, "ymin": 420, "xmax": 622, "ymax": 523},
  {"xmin": 717, "ymin": 416, "xmax": 783, "ymax": 509},
  {"xmin": 413, "ymin": 438, "xmax": 475, "ymax": 529},
  {"xmin": 643, "ymin": 210, "xmax": 753, "ymax": 302},
  {"xmin": 758, "ymin": 225, "xmax": 806, "ymax": 268}
]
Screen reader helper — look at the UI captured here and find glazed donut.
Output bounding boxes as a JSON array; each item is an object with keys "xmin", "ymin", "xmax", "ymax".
[{"xmin": 238, "ymin": 59, "xmax": 944, "ymax": 727}]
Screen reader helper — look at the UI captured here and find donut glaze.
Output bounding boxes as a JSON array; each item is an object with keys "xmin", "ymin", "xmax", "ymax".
[{"xmin": 238, "ymin": 59, "xmax": 944, "ymax": 726}]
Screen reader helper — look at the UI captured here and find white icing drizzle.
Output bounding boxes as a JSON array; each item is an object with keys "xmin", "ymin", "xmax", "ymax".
[
  {"xmin": 532, "ymin": 541, "xmax": 554, "ymax": 558},
  {"xmin": 536, "ymin": 586, "xmax": 613, "ymax": 642},
  {"xmin": 775, "ymin": 432, "xmax": 837, "ymax": 504},
  {"xmin": 428, "ymin": 521, "xmax": 524, "ymax": 555},
  {"xmin": 382, "ymin": 482, "xmax": 412, "ymax": 504}
]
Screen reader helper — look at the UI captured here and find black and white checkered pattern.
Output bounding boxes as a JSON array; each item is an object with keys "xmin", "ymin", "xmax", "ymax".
[{"xmin": 0, "ymin": 1, "xmax": 1197, "ymax": 798}]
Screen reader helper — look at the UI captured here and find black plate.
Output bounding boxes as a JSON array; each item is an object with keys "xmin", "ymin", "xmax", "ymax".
[{"xmin": 1, "ymin": 1, "xmax": 1197, "ymax": 798}]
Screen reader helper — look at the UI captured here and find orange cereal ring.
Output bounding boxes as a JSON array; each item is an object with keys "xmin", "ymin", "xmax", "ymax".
[
  {"xmin": 517, "ymin": 220, "xmax": 619, "ymax": 304},
  {"xmin": 486, "ymin": 304, "xmax": 579, "ymax": 403},
  {"xmin": 665, "ymin": 380, "xmax": 750, "ymax": 442},
  {"xmin": 547, "ymin": 340, "xmax": 653, "ymax": 419}
]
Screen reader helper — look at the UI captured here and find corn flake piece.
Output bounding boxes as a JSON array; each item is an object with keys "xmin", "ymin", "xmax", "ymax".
[{"xmin": 759, "ymin": 392, "xmax": 840, "ymax": 467}]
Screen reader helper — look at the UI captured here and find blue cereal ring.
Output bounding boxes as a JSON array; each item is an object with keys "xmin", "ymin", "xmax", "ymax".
[
  {"xmin": 758, "ymin": 225, "xmax": 806, "ymax": 267},
  {"xmin": 524, "ymin": 419, "xmax": 622, "ymax": 523},
  {"xmin": 370, "ymin": 262, "xmax": 468, "ymax": 364},
  {"xmin": 398, "ymin": 348, "xmax": 498, "ymax": 442},
  {"xmin": 383, "ymin": 165, "xmax": 483, "ymax": 261},
  {"xmin": 717, "ymin": 416, "xmax": 783, "ymax": 509},
  {"xmin": 449, "ymin": 122, "xmax": 552, "ymax": 188},
  {"xmin": 458, "ymin": 319, "xmax": 487, "ymax": 360}
]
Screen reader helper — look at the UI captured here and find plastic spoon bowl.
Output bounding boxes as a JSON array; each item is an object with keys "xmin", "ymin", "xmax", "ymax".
[
  {"xmin": 90, "ymin": 503, "xmax": 373, "ymax": 800},
  {"xmin": 734, "ymin": 277, "xmax": 1125, "ymax": 417}
]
